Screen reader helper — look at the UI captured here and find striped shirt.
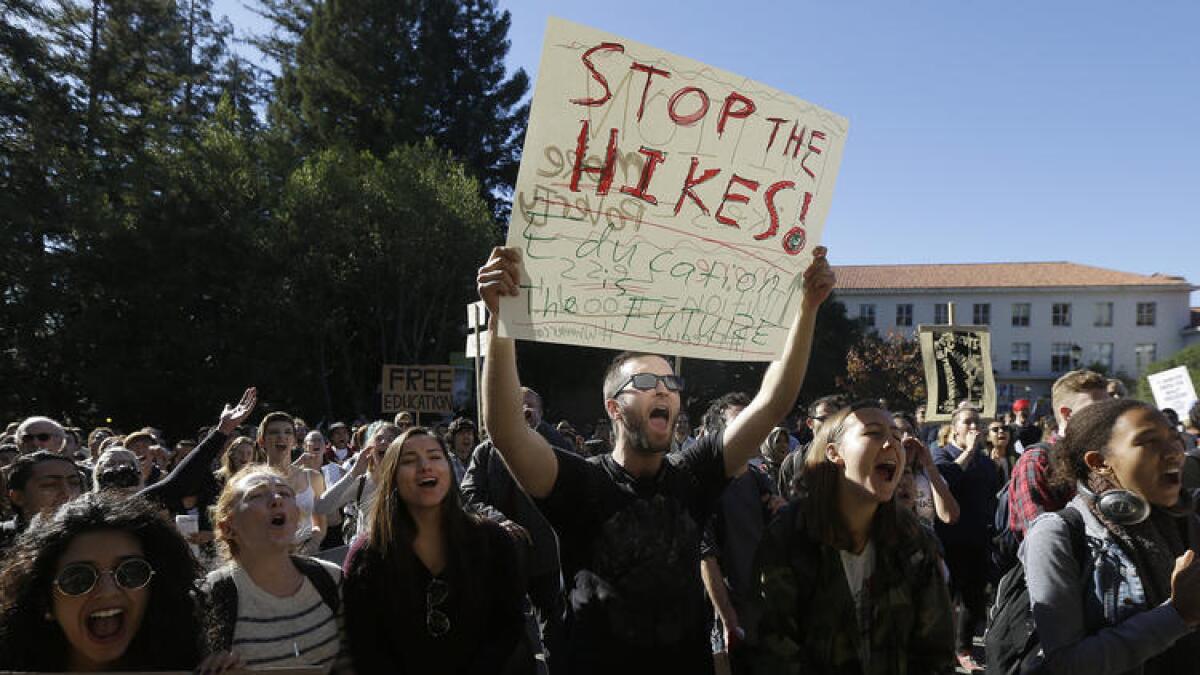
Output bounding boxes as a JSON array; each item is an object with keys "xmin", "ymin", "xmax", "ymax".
[{"xmin": 218, "ymin": 561, "xmax": 344, "ymax": 672}]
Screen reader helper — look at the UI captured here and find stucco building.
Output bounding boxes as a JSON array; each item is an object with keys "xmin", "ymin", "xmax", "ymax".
[{"xmin": 832, "ymin": 262, "xmax": 1197, "ymax": 402}]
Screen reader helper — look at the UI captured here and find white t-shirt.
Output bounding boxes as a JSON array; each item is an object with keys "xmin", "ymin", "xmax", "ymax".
[
  {"xmin": 840, "ymin": 540, "xmax": 876, "ymax": 669},
  {"xmin": 912, "ymin": 472, "xmax": 936, "ymax": 526}
]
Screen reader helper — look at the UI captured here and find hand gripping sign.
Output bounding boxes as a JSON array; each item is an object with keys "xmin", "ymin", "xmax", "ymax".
[{"xmin": 498, "ymin": 18, "xmax": 848, "ymax": 361}]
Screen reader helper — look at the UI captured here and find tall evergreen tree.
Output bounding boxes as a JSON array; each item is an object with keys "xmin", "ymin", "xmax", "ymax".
[
  {"xmin": 0, "ymin": 0, "xmax": 89, "ymax": 418},
  {"xmin": 276, "ymin": 0, "xmax": 528, "ymax": 220}
]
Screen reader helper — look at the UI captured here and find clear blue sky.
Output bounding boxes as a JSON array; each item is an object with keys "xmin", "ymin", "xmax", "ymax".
[{"xmin": 215, "ymin": 0, "xmax": 1199, "ymax": 303}]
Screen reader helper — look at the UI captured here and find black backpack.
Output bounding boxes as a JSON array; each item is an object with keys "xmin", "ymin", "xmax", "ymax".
[
  {"xmin": 206, "ymin": 555, "xmax": 341, "ymax": 650},
  {"xmin": 985, "ymin": 506, "xmax": 1087, "ymax": 675},
  {"xmin": 991, "ymin": 481, "xmax": 1020, "ymax": 575}
]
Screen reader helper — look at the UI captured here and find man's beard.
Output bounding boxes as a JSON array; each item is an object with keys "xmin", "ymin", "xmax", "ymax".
[{"xmin": 620, "ymin": 407, "xmax": 673, "ymax": 455}]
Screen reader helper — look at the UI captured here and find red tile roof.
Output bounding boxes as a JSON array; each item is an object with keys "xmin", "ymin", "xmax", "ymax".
[{"xmin": 832, "ymin": 262, "xmax": 1192, "ymax": 291}]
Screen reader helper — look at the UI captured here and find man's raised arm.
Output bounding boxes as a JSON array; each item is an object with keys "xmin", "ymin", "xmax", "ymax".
[
  {"xmin": 721, "ymin": 247, "xmax": 835, "ymax": 477},
  {"xmin": 478, "ymin": 247, "xmax": 559, "ymax": 498}
]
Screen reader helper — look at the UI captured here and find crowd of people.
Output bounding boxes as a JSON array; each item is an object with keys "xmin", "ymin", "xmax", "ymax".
[{"xmin": 1, "ymin": 245, "xmax": 1199, "ymax": 673}]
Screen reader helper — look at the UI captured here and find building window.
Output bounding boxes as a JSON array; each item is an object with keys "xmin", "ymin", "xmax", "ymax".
[
  {"xmin": 1052, "ymin": 303, "xmax": 1072, "ymax": 327},
  {"xmin": 934, "ymin": 303, "xmax": 949, "ymax": 324},
  {"xmin": 1092, "ymin": 343, "xmax": 1114, "ymax": 372},
  {"xmin": 1135, "ymin": 343, "xmax": 1158, "ymax": 373},
  {"xmin": 1012, "ymin": 303, "xmax": 1030, "ymax": 327},
  {"xmin": 1094, "ymin": 302, "xmax": 1113, "ymax": 327},
  {"xmin": 1051, "ymin": 343, "xmax": 1079, "ymax": 372},
  {"xmin": 1011, "ymin": 343, "xmax": 1031, "ymax": 372},
  {"xmin": 895, "ymin": 304, "xmax": 913, "ymax": 327},
  {"xmin": 973, "ymin": 303, "xmax": 991, "ymax": 325},
  {"xmin": 1137, "ymin": 302, "xmax": 1157, "ymax": 326},
  {"xmin": 859, "ymin": 304, "xmax": 876, "ymax": 327}
]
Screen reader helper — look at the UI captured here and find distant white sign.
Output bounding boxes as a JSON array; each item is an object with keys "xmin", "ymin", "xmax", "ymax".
[
  {"xmin": 466, "ymin": 301, "xmax": 490, "ymax": 358},
  {"xmin": 1148, "ymin": 366, "xmax": 1198, "ymax": 417}
]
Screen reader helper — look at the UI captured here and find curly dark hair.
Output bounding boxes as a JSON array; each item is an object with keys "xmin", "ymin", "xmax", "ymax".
[
  {"xmin": 701, "ymin": 392, "xmax": 752, "ymax": 436},
  {"xmin": 1049, "ymin": 398, "xmax": 1163, "ymax": 490},
  {"xmin": 0, "ymin": 492, "xmax": 208, "ymax": 670}
]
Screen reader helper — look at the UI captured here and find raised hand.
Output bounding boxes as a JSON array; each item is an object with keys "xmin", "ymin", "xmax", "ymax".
[
  {"xmin": 903, "ymin": 437, "xmax": 934, "ymax": 470},
  {"xmin": 963, "ymin": 429, "xmax": 981, "ymax": 452},
  {"xmin": 477, "ymin": 247, "xmax": 522, "ymax": 316},
  {"xmin": 1170, "ymin": 549, "xmax": 1200, "ymax": 626},
  {"xmin": 800, "ymin": 246, "xmax": 836, "ymax": 311},
  {"xmin": 217, "ymin": 387, "xmax": 257, "ymax": 436}
]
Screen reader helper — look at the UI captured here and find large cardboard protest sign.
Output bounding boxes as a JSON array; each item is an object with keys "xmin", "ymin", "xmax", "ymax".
[
  {"xmin": 1148, "ymin": 366, "xmax": 1198, "ymax": 417},
  {"xmin": 919, "ymin": 325, "xmax": 997, "ymax": 422},
  {"xmin": 498, "ymin": 18, "xmax": 849, "ymax": 361},
  {"xmin": 380, "ymin": 365, "xmax": 456, "ymax": 415}
]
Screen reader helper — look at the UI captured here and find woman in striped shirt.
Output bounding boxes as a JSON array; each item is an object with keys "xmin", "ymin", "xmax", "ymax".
[{"xmin": 204, "ymin": 465, "xmax": 346, "ymax": 673}]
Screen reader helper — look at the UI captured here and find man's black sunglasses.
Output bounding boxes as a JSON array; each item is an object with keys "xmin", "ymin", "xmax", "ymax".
[
  {"xmin": 21, "ymin": 432, "xmax": 57, "ymax": 443},
  {"xmin": 608, "ymin": 373, "xmax": 685, "ymax": 398}
]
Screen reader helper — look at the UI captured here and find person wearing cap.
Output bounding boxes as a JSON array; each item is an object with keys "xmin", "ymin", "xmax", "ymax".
[
  {"xmin": 123, "ymin": 430, "xmax": 163, "ymax": 486},
  {"xmin": 446, "ymin": 417, "xmax": 479, "ymax": 482},
  {"xmin": 325, "ymin": 422, "xmax": 352, "ymax": 466},
  {"xmin": 1011, "ymin": 398, "xmax": 1042, "ymax": 450}
]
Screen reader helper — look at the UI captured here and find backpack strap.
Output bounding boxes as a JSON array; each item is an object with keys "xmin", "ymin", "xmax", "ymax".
[
  {"xmin": 353, "ymin": 474, "xmax": 367, "ymax": 505},
  {"xmin": 206, "ymin": 567, "xmax": 239, "ymax": 651},
  {"xmin": 1058, "ymin": 506, "xmax": 1089, "ymax": 573},
  {"xmin": 291, "ymin": 555, "xmax": 340, "ymax": 614}
]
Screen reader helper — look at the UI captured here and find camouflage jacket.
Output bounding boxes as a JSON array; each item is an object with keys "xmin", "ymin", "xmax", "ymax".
[{"xmin": 752, "ymin": 500, "xmax": 955, "ymax": 674}]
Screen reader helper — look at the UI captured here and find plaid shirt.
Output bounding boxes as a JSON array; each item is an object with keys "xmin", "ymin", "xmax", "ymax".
[{"xmin": 1007, "ymin": 442, "xmax": 1075, "ymax": 538}]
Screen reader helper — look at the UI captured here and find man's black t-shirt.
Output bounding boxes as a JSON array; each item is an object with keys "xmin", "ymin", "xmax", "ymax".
[{"xmin": 538, "ymin": 432, "xmax": 729, "ymax": 675}]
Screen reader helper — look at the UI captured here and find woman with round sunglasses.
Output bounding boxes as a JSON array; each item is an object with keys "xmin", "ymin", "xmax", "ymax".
[
  {"xmin": 342, "ymin": 427, "xmax": 534, "ymax": 673},
  {"xmin": 0, "ymin": 492, "xmax": 207, "ymax": 671},
  {"xmin": 1022, "ymin": 398, "xmax": 1200, "ymax": 673},
  {"xmin": 753, "ymin": 402, "xmax": 955, "ymax": 673}
]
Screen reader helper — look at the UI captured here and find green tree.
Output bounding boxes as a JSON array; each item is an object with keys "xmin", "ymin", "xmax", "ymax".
[
  {"xmin": 0, "ymin": 0, "xmax": 89, "ymax": 419},
  {"xmin": 274, "ymin": 141, "xmax": 496, "ymax": 418},
  {"xmin": 58, "ymin": 95, "xmax": 276, "ymax": 432},
  {"xmin": 836, "ymin": 330, "xmax": 926, "ymax": 413},
  {"xmin": 1136, "ymin": 343, "xmax": 1200, "ymax": 410},
  {"xmin": 281, "ymin": 0, "xmax": 528, "ymax": 219}
]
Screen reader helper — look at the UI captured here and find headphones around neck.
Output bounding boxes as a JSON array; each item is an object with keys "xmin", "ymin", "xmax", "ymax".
[{"xmin": 1076, "ymin": 482, "xmax": 1151, "ymax": 525}]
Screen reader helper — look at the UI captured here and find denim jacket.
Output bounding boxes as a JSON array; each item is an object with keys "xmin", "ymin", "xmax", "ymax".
[{"xmin": 1022, "ymin": 494, "xmax": 1193, "ymax": 675}]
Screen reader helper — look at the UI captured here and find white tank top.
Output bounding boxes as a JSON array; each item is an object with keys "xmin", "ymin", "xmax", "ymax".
[{"xmin": 293, "ymin": 470, "xmax": 315, "ymax": 544}]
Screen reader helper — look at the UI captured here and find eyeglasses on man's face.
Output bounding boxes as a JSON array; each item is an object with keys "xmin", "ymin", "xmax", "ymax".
[
  {"xmin": 22, "ymin": 432, "xmax": 60, "ymax": 444},
  {"xmin": 609, "ymin": 373, "xmax": 684, "ymax": 399}
]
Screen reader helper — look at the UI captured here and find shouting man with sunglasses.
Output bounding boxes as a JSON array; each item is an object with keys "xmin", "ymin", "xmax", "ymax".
[
  {"xmin": 478, "ymin": 245, "xmax": 835, "ymax": 675},
  {"xmin": 15, "ymin": 416, "xmax": 67, "ymax": 454}
]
